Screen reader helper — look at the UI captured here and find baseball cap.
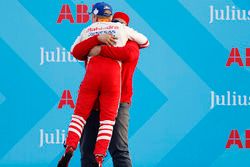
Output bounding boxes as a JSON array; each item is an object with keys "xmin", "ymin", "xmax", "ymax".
[
  {"xmin": 113, "ymin": 12, "xmax": 130, "ymax": 25},
  {"xmin": 90, "ymin": 2, "xmax": 113, "ymax": 17}
]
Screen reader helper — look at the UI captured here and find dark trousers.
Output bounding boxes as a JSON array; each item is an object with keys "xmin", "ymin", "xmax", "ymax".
[{"xmin": 80, "ymin": 103, "xmax": 132, "ymax": 167}]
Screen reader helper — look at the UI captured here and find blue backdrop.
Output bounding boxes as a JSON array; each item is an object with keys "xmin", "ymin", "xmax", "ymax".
[{"xmin": 1, "ymin": 0, "xmax": 250, "ymax": 166}]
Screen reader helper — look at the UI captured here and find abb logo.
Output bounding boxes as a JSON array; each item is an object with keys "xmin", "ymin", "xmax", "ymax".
[
  {"xmin": 58, "ymin": 90, "xmax": 75, "ymax": 109},
  {"xmin": 57, "ymin": 4, "xmax": 90, "ymax": 24},
  {"xmin": 226, "ymin": 48, "xmax": 250, "ymax": 67},
  {"xmin": 226, "ymin": 130, "xmax": 250, "ymax": 149}
]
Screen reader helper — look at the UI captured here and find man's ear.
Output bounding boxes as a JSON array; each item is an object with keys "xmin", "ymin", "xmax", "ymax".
[{"xmin": 92, "ymin": 15, "xmax": 97, "ymax": 22}]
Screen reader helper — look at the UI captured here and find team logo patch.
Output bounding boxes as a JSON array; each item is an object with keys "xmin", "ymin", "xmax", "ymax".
[{"xmin": 93, "ymin": 8, "xmax": 99, "ymax": 15}]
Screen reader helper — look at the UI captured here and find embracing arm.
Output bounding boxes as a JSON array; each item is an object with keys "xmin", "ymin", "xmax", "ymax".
[
  {"xmin": 71, "ymin": 35, "xmax": 101, "ymax": 61},
  {"xmin": 100, "ymin": 46, "xmax": 130, "ymax": 61},
  {"xmin": 88, "ymin": 41, "xmax": 139, "ymax": 62},
  {"xmin": 71, "ymin": 34, "xmax": 118, "ymax": 60},
  {"xmin": 101, "ymin": 42, "xmax": 139, "ymax": 62}
]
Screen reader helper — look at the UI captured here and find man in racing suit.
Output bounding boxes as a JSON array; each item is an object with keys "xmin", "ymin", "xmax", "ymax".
[
  {"xmin": 57, "ymin": 2, "xmax": 149, "ymax": 167},
  {"xmin": 71, "ymin": 12, "xmax": 148, "ymax": 167}
]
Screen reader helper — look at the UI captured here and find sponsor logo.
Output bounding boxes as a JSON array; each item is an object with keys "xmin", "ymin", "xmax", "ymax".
[
  {"xmin": 58, "ymin": 90, "xmax": 75, "ymax": 109},
  {"xmin": 57, "ymin": 4, "xmax": 90, "ymax": 24},
  {"xmin": 210, "ymin": 91, "xmax": 250, "ymax": 110},
  {"xmin": 226, "ymin": 130, "xmax": 250, "ymax": 149},
  {"xmin": 226, "ymin": 48, "xmax": 250, "ymax": 67},
  {"xmin": 39, "ymin": 129, "xmax": 66, "ymax": 147},
  {"xmin": 209, "ymin": 5, "xmax": 250, "ymax": 24},
  {"xmin": 40, "ymin": 47, "xmax": 81, "ymax": 65}
]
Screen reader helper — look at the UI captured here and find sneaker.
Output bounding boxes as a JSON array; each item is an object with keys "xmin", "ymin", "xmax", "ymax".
[
  {"xmin": 57, "ymin": 146, "xmax": 74, "ymax": 167},
  {"xmin": 95, "ymin": 155, "xmax": 104, "ymax": 167}
]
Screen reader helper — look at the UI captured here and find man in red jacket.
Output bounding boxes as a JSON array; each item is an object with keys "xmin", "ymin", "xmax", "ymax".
[{"xmin": 71, "ymin": 12, "xmax": 147, "ymax": 167}]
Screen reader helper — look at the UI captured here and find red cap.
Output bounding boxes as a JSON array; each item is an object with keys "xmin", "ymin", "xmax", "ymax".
[{"xmin": 113, "ymin": 12, "xmax": 130, "ymax": 25}]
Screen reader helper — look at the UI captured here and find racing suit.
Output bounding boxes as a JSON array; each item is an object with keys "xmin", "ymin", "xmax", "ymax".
[{"xmin": 65, "ymin": 21, "xmax": 149, "ymax": 156}]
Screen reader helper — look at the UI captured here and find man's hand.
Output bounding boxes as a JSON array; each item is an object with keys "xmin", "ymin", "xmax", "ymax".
[
  {"xmin": 97, "ymin": 34, "xmax": 117, "ymax": 46},
  {"xmin": 89, "ymin": 46, "xmax": 101, "ymax": 57}
]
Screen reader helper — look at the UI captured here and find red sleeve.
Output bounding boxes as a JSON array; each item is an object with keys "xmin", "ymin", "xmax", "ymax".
[
  {"xmin": 100, "ymin": 41, "xmax": 139, "ymax": 62},
  {"xmin": 71, "ymin": 35, "xmax": 101, "ymax": 61}
]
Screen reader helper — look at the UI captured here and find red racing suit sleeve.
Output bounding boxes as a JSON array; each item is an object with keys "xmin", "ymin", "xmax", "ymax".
[
  {"xmin": 100, "ymin": 41, "xmax": 139, "ymax": 62},
  {"xmin": 71, "ymin": 35, "xmax": 101, "ymax": 61}
]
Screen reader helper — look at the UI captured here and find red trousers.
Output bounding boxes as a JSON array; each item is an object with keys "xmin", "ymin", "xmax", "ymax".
[{"xmin": 65, "ymin": 56, "xmax": 121, "ymax": 156}]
